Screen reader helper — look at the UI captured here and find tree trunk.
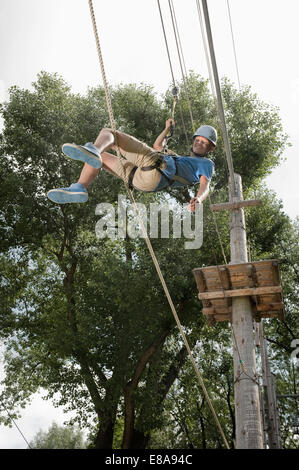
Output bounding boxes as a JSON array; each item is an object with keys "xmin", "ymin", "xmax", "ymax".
[
  {"xmin": 122, "ymin": 329, "xmax": 169, "ymax": 448},
  {"xmin": 95, "ymin": 419, "xmax": 115, "ymax": 449},
  {"xmin": 131, "ymin": 429, "xmax": 150, "ymax": 449},
  {"xmin": 122, "ymin": 384, "xmax": 134, "ymax": 449}
]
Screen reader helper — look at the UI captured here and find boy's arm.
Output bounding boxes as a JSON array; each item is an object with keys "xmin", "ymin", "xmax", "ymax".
[
  {"xmin": 189, "ymin": 175, "xmax": 210, "ymax": 212},
  {"xmin": 153, "ymin": 118, "xmax": 175, "ymax": 151}
]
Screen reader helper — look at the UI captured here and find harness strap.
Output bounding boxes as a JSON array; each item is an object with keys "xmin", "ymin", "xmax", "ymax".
[
  {"xmin": 171, "ymin": 156, "xmax": 190, "ymax": 186},
  {"xmin": 128, "ymin": 165, "xmax": 138, "ymax": 190},
  {"xmin": 141, "ymin": 155, "xmax": 164, "ymax": 171},
  {"xmin": 128, "ymin": 155, "xmax": 191, "ymax": 190}
]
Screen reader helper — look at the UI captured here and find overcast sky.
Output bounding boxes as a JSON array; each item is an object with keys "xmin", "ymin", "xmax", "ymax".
[{"xmin": 0, "ymin": 0, "xmax": 298, "ymax": 448}]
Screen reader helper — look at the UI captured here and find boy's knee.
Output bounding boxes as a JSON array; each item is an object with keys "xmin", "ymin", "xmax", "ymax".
[
  {"xmin": 99, "ymin": 127, "xmax": 116, "ymax": 143},
  {"xmin": 100, "ymin": 127, "xmax": 113, "ymax": 135}
]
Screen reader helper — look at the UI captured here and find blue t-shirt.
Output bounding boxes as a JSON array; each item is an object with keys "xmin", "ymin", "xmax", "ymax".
[{"xmin": 153, "ymin": 155, "xmax": 214, "ymax": 192}]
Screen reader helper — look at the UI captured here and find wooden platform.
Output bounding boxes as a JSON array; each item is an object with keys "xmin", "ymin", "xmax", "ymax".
[{"xmin": 193, "ymin": 260, "xmax": 284, "ymax": 324}]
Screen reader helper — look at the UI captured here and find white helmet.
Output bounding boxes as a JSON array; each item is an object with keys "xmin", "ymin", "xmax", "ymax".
[{"xmin": 193, "ymin": 125, "xmax": 217, "ymax": 147}]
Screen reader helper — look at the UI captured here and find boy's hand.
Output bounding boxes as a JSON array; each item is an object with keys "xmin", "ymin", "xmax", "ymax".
[
  {"xmin": 188, "ymin": 197, "xmax": 202, "ymax": 212},
  {"xmin": 165, "ymin": 118, "xmax": 175, "ymax": 133}
]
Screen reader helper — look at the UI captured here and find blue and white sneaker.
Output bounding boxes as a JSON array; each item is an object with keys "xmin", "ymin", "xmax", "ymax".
[
  {"xmin": 62, "ymin": 142, "xmax": 102, "ymax": 169},
  {"xmin": 47, "ymin": 183, "xmax": 88, "ymax": 204}
]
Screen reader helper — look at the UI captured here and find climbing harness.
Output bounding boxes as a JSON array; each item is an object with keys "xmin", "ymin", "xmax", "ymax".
[
  {"xmin": 87, "ymin": 0, "xmax": 229, "ymax": 450},
  {"xmin": 143, "ymin": 155, "xmax": 191, "ymax": 187},
  {"xmin": 128, "ymin": 154, "xmax": 191, "ymax": 191}
]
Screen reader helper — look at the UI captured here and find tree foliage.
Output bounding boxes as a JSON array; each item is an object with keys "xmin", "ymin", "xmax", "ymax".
[
  {"xmin": 28, "ymin": 421, "xmax": 86, "ymax": 449},
  {"xmin": 0, "ymin": 71, "xmax": 297, "ymax": 449}
]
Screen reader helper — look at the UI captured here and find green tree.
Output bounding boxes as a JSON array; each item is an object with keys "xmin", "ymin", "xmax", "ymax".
[
  {"xmin": 0, "ymin": 71, "xmax": 295, "ymax": 449},
  {"xmin": 28, "ymin": 422, "xmax": 86, "ymax": 449}
]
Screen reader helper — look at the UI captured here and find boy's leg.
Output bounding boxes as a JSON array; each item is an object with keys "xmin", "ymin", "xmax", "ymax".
[
  {"xmin": 78, "ymin": 165, "xmax": 100, "ymax": 188},
  {"xmin": 94, "ymin": 129, "xmax": 163, "ymax": 190},
  {"xmin": 47, "ymin": 130, "xmax": 116, "ymax": 203},
  {"xmin": 78, "ymin": 153, "xmax": 120, "ymax": 188},
  {"xmin": 103, "ymin": 129, "xmax": 160, "ymax": 168},
  {"xmin": 47, "ymin": 128, "xmax": 163, "ymax": 203},
  {"xmin": 74, "ymin": 129, "xmax": 118, "ymax": 188},
  {"xmin": 72, "ymin": 127, "xmax": 161, "ymax": 184}
]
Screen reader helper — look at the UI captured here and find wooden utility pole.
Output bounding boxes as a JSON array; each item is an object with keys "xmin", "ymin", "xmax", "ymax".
[
  {"xmin": 199, "ymin": 0, "xmax": 283, "ymax": 449},
  {"xmin": 229, "ymin": 173, "xmax": 264, "ymax": 448},
  {"xmin": 194, "ymin": 178, "xmax": 284, "ymax": 448}
]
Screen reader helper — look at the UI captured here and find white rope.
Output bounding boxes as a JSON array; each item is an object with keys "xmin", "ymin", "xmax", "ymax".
[
  {"xmin": 168, "ymin": 0, "xmax": 195, "ymax": 132},
  {"xmin": 226, "ymin": 0, "xmax": 241, "ymax": 90},
  {"xmin": 157, "ymin": 0, "xmax": 189, "ymax": 147}
]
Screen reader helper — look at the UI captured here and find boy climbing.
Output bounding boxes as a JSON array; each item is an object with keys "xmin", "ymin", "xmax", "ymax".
[{"xmin": 47, "ymin": 119, "xmax": 216, "ymax": 212}]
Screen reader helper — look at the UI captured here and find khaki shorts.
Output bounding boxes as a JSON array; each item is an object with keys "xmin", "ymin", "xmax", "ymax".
[{"xmin": 107, "ymin": 129, "xmax": 165, "ymax": 192}]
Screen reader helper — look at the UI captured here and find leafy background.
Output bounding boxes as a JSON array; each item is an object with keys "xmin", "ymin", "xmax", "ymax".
[{"xmin": 0, "ymin": 71, "xmax": 298, "ymax": 448}]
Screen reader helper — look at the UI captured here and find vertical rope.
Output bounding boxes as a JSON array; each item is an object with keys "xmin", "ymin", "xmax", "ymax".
[
  {"xmin": 226, "ymin": 0, "xmax": 241, "ymax": 90},
  {"xmin": 157, "ymin": 0, "xmax": 189, "ymax": 147},
  {"xmin": 88, "ymin": 0, "xmax": 116, "ymax": 132},
  {"xmin": 168, "ymin": 0, "xmax": 195, "ymax": 132},
  {"xmin": 157, "ymin": 0, "xmax": 176, "ymax": 86},
  {"xmin": 208, "ymin": 194, "xmax": 228, "ymax": 265},
  {"xmin": 87, "ymin": 0, "xmax": 229, "ymax": 449}
]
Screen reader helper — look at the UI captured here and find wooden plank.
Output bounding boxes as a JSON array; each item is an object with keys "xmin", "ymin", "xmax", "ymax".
[
  {"xmin": 246, "ymin": 264, "xmax": 259, "ymax": 288},
  {"xmin": 258, "ymin": 294, "xmax": 281, "ymax": 303},
  {"xmin": 196, "ymin": 261, "xmax": 281, "ymax": 285},
  {"xmin": 193, "ymin": 268, "xmax": 206, "ymax": 292},
  {"xmin": 219, "ymin": 266, "xmax": 232, "ymax": 290},
  {"xmin": 194, "ymin": 270, "xmax": 222, "ymax": 292},
  {"xmin": 209, "ymin": 199, "xmax": 262, "ymax": 211},
  {"xmin": 194, "ymin": 266, "xmax": 218, "ymax": 275},
  {"xmin": 202, "ymin": 312, "xmax": 231, "ymax": 322},
  {"xmin": 196, "ymin": 260, "xmax": 280, "ymax": 279},
  {"xmin": 256, "ymin": 302, "xmax": 284, "ymax": 312},
  {"xmin": 193, "ymin": 268, "xmax": 213, "ymax": 308},
  {"xmin": 271, "ymin": 260, "xmax": 281, "ymax": 285},
  {"xmin": 203, "ymin": 279, "xmax": 223, "ymax": 290},
  {"xmin": 214, "ymin": 315, "xmax": 231, "ymax": 322},
  {"xmin": 198, "ymin": 285, "xmax": 282, "ymax": 300},
  {"xmin": 200, "ymin": 259, "xmax": 279, "ymax": 270},
  {"xmin": 203, "ymin": 306, "xmax": 232, "ymax": 315},
  {"xmin": 202, "ymin": 304, "xmax": 283, "ymax": 318}
]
